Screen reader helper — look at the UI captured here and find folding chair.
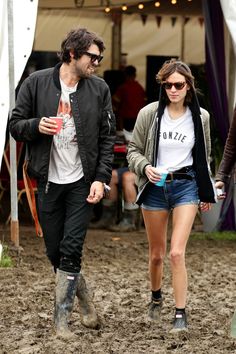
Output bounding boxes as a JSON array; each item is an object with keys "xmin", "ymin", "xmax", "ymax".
[
  {"xmin": 0, "ymin": 143, "xmax": 11, "ymax": 208},
  {"xmin": 4, "ymin": 142, "xmax": 38, "ymax": 228}
]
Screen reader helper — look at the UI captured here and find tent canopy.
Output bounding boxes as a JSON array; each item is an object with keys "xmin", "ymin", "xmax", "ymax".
[{"xmin": 36, "ymin": 0, "xmax": 205, "ymax": 87}]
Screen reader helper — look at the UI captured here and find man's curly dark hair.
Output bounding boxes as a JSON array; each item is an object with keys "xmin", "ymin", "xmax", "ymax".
[{"xmin": 58, "ymin": 27, "xmax": 105, "ymax": 63}]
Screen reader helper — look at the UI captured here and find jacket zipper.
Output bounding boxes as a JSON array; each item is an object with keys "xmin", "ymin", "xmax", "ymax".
[
  {"xmin": 45, "ymin": 181, "xmax": 50, "ymax": 194},
  {"xmin": 107, "ymin": 111, "xmax": 112, "ymax": 135}
]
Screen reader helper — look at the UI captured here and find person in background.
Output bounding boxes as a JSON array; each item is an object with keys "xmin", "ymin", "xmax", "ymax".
[
  {"xmin": 90, "ymin": 167, "xmax": 139, "ymax": 232},
  {"xmin": 112, "ymin": 65, "xmax": 146, "ymax": 132},
  {"xmin": 127, "ymin": 59, "xmax": 216, "ymax": 332},
  {"xmin": 9, "ymin": 28, "xmax": 116, "ymax": 338},
  {"xmin": 215, "ymin": 106, "xmax": 236, "ymax": 337},
  {"xmin": 109, "ymin": 167, "xmax": 139, "ymax": 232},
  {"xmin": 215, "ymin": 106, "xmax": 236, "ymax": 194}
]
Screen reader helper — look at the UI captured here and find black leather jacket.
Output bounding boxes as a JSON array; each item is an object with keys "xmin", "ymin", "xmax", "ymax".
[
  {"xmin": 215, "ymin": 107, "xmax": 236, "ymax": 183},
  {"xmin": 9, "ymin": 63, "xmax": 116, "ymax": 184}
]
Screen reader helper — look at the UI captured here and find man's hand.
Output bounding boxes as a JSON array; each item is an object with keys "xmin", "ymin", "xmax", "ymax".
[
  {"xmin": 39, "ymin": 117, "xmax": 57, "ymax": 135},
  {"xmin": 215, "ymin": 181, "xmax": 226, "ymax": 200},
  {"xmin": 87, "ymin": 181, "xmax": 104, "ymax": 204}
]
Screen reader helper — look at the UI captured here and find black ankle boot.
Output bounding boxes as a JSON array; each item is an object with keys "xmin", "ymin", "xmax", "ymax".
[{"xmin": 170, "ymin": 310, "xmax": 188, "ymax": 333}]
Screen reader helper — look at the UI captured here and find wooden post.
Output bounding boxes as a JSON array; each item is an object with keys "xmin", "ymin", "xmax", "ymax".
[
  {"xmin": 180, "ymin": 16, "xmax": 185, "ymax": 61},
  {"xmin": 111, "ymin": 12, "xmax": 122, "ymax": 70}
]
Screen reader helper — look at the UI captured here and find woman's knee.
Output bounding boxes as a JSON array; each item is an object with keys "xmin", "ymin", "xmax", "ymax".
[
  {"xmin": 169, "ymin": 249, "xmax": 185, "ymax": 266},
  {"xmin": 150, "ymin": 252, "xmax": 165, "ymax": 267}
]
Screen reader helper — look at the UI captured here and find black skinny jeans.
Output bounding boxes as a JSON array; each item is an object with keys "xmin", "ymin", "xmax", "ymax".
[{"xmin": 37, "ymin": 177, "xmax": 93, "ymax": 273}]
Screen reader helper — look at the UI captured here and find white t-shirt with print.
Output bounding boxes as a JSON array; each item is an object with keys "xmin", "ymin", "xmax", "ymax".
[
  {"xmin": 156, "ymin": 107, "xmax": 195, "ymax": 172},
  {"xmin": 48, "ymin": 79, "xmax": 84, "ymax": 184}
]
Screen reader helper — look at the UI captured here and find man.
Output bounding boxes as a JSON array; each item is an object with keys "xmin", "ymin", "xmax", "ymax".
[
  {"xmin": 9, "ymin": 28, "xmax": 116, "ymax": 338},
  {"xmin": 112, "ymin": 65, "xmax": 146, "ymax": 131}
]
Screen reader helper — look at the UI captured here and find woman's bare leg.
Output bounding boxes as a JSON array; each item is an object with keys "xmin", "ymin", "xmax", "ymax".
[
  {"xmin": 142, "ymin": 209, "xmax": 169, "ymax": 291},
  {"xmin": 170, "ymin": 204, "xmax": 198, "ymax": 308}
]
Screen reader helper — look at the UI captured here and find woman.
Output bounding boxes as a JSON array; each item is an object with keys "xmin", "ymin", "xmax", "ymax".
[
  {"xmin": 127, "ymin": 59, "xmax": 216, "ymax": 332},
  {"xmin": 215, "ymin": 106, "xmax": 236, "ymax": 192}
]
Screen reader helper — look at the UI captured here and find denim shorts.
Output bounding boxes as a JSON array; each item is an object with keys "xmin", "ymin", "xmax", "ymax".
[
  {"xmin": 117, "ymin": 167, "xmax": 129, "ymax": 190},
  {"xmin": 141, "ymin": 170, "xmax": 199, "ymax": 211}
]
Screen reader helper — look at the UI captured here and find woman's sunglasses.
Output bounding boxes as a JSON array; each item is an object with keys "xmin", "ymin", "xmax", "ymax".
[
  {"xmin": 83, "ymin": 51, "xmax": 103, "ymax": 63},
  {"xmin": 163, "ymin": 82, "xmax": 186, "ymax": 90}
]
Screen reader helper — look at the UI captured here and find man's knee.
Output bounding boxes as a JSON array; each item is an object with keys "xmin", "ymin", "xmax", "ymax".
[
  {"xmin": 122, "ymin": 171, "xmax": 135, "ymax": 185},
  {"xmin": 111, "ymin": 169, "xmax": 119, "ymax": 185},
  {"xmin": 60, "ymin": 256, "xmax": 81, "ymax": 273}
]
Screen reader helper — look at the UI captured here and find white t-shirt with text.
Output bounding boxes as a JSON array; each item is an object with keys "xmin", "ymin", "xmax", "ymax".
[{"xmin": 156, "ymin": 106, "xmax": 195, "ymax": 172}]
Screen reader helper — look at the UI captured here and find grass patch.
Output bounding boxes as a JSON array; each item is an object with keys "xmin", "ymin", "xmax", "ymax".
[
  {"xmin": 191, "ymin": 231, "xmax": 236, "ymax": 241},
  {"xmin": 0, "ymin": 244, "xmax": 14, "ymax": 268}
]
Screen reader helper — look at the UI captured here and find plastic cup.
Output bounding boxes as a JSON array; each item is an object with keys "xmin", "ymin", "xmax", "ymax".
[
  {"xmin": 155, "ymin": 168, "xmax": 168, "ymax": 187},
  {"xmin": 49, "ymin": 116, "xmax": 63, "ymax": 134}
]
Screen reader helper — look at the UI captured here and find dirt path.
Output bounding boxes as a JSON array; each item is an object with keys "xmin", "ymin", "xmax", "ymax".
[{"xmin": 1, "ymin": 225, "xmax": 236, "ymax": 353}]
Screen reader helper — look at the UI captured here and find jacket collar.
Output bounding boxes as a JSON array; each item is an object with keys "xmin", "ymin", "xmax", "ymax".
[{"xmin": 53, "ymin": 62, "xmax": 85, "ymax": 91}]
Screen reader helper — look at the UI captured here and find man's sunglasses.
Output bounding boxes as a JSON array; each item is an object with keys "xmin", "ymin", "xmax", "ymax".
[
  {"xmin": 83, "ymin": 51, "xmax": 103, "ymax": 63},
  {"xmin": 163, "ymin": 82, "xmax": 186, "ymax": 90}
]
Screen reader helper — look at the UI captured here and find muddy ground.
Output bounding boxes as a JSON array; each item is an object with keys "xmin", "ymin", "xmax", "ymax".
[{"xmin": 1, "ymin": 221, "xmax": 236, "ymax": 354}]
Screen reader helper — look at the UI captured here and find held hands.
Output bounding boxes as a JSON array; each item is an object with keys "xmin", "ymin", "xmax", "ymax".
[
  {"xmin": 215, "ymin": 181, "xmax": 226, "ymax": 200},
  {"xmin": 199, "ymin": 181, "xmax": 226, "ymax": 212},
  {"xmin": 87, "ymin": 181, "xmax": 104, "ymax": 204}
]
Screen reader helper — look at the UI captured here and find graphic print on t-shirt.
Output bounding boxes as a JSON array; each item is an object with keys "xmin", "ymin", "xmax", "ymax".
[
  {"xmin": 55, "ymin": 99, "xmax": 77, "ymax": 149},
  {"xmin": 48, "ymin": 81, "xmax": 83, "ymax": 184}
]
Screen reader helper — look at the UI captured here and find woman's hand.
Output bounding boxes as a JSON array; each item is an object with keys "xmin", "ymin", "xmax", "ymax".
[{"xmin": 145, "ymin": 165, "xmax": 161, "ymax": 184}]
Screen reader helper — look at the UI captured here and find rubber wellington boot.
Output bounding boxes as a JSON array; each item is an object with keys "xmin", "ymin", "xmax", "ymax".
[
  {"xmin": 76, "ymin": 274, "xmax": 100, "ymax": 329},
  {"xmin": 89, "ymin": 202, "xmax": 117, "ymax": 230},
  {"xmin": 109, "ymin": 209, "xmax": 139, "ymax": 232},
  {"xmin": 54, "ymin": 269, "xmax": 79, "ymax": 338}
]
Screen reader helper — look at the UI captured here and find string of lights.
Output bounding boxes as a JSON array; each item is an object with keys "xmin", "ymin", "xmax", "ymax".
[
  {"xmin": 73, "ymin": 0, "xmax": 194, "ymax": 13},
  {"xmin": 103, "ymin": 0, "xmax": 193, "ymax": 13},
  {"xmin": 104, "ymin": 1, "xmax": 177, "ymax": 13}
]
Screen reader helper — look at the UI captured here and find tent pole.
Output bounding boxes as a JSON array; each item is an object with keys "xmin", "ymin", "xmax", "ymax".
[
  {"xmin": 111, "ymin": 12, "xmax": 122, "ymax": 69},
  {"xmin": 8, "ymin": 0, "xmax": 19, "ymax": 247},
  {"xmin": 180, "ymin": 16, "xmax": 185, "ymax": 61}
]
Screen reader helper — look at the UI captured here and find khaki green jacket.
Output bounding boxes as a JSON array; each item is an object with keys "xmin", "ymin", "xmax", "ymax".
[{"xmin": 127, "ymin": 101, "xmax": 215, "ymax": 203}]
